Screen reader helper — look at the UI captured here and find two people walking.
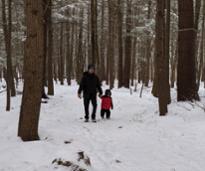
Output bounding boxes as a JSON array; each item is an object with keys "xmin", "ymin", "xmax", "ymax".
[{"xmin": 78, "ymin": 64, "xmax": 113, "ymax": 122}]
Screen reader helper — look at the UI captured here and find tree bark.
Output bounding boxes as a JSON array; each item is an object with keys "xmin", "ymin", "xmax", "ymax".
[
  {"xmin": 144, "ymin": 0, "xmax": 152, "ymax": 87},
  {"xmin": 18, "ymin": 0, "xmax": 44, "ymax": 141},
  {"xmin": 177, "ymin": 0, "xmax": 199, "ymax": 101},
  {"xmin": 47, "ymin": 0, "xmax": 54, "ymax": 95},
  {"xmin": 76, "ymin": 9, "xmax": 84, "ymax": 83},
  {"xmin": 124, "ymin": 0, "xmax": 132, "ymax": 88},
  {"xmin": 99, "ymin": 0, "xmax": 106, "ymax": 81},
  {"xmin": 155, "ymin": 0, "xmax": 169, "ymax": 115},
  {"xmin": 66, "ymin": 23, "xmax": 72, "ymax": 86},
  {"xmin": 59, "ymin": 23, "xmax": 64, "ymax": 85},
  {"xmin": 197, "ymin": 0, "xmax": 205, "ymax": 89},
  {"xmin": 1, "ymin": 0, "xmax": 16, "ymax": 111},
  {"xmin": 117, "ymin": 0, "xmax": 124, "ymax": 88},
  {"xmin": 165, "ymin": 0, "xmax": 171, "ymax": 103},
  {"xmin": 107, "ymin": 0, "xmax": 116, "ymax": 88},
  {"xmin": 90, "ymin": 0, "xmax": 99, "ymax": 67}
]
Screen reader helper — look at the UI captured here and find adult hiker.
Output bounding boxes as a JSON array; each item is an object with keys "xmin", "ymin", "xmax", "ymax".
[{"xmin": 78, "ymin": 64, "xmax": 103, "ymax": 122}]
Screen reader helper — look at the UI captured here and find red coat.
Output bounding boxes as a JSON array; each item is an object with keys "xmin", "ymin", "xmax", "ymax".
[{"xmin": 101, "ymin": 96, "xmax": 113, "ymax": 110}]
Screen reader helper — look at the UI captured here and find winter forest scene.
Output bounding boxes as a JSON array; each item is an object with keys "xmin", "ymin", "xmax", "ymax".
[{"xmin": 1, "ymin": 0, "xmax": 205, "ymax": 170}]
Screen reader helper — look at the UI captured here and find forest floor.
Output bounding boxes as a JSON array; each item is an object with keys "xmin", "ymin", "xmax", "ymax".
[{"xmin": 1, "ymin": 82, "xmax": 205, "ymax": 171}]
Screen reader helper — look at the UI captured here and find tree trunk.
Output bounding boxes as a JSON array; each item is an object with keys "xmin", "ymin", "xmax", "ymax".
[
  {"xmin": 194, "ymin": 0, "xmax": 202, "ymax": 88},
  {"xmin": 107, "ymin": 0, "xmax": 116, "ymax": 88},
  {"xmin": 124, "ymin": 0, "xmax": 132, "ymax": 88},
  {"xmin": 42, "ymin": 0, "xmax": 48, "ymax": 99},
  {"xmin": 165, "ymin": 0, "xmax": 171, "ymax": 103},
  {"xmin": 59, "ymin": 23, "xmax": 64, "ymax": 85},
  {"xmin": 18, "ymin": 0, "xmax": 44, "ymax": 141},
  {"xmin": 90, "ymin": 0, "xmax": 99, "ymax": 67},
  {"xmin": 144, "ymin": 0, "xmax": 152, "ymax": 87},
  {"xmin": 66, "ymin": 23, "xmax": 72, "ymax": 85},
  {"xmin": 76, "ymin": 9, "xmax": 84, "ymax": 83},
  {"xmin": 1, "ymin": 0, "xmax": 16, "ymax": 111},
  {"xmin": 177, "ymin": 0, "xmax": 199, "ymax": 101},
  {"xmin": 117, "ymin": 0, "xmax": 124, "ymax": 88},
  {"xmin": 198, "ymin": 0, "xmax": 205, "ymax": 89},
  {"xmin": 99, "ymin": 0, "xmax": 106, "ymax": 81},
  {"xmin": 155, "ymin": 0, "xmax": 169, "ymax": 115},
  {"xmin": 170, "ymin": 45, "xmax": 178, "ymax": 88},
  {"xmin": 47, "ymin": 0, "xmax": 54, "ymax": 95}
]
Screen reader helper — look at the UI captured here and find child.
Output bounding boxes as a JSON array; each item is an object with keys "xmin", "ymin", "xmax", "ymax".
[{"xmin": 101, "ymin": 89, "xmax": 113, "ymax": 119}]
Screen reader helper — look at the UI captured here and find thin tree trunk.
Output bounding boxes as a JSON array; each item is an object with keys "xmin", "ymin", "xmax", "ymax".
[
  {"xmin": 124, "ymin": 0, "xmax": 132, "ymax": 88},
  {"xmin": 90, "ymin": 0, "xmax": 99, "ymax": 67},
  {"xmin": 118, "ymin": 0, "xmax": 124, "ymax": 88},
  {"xmin": 1, "ymin": 0, "xmax": 16, "ymax": 111},
  {"xmin": 144, "ymin": 0, "xmax": 152, "ymax": 87},
  {"xmin": 197, "ymin": 0, "xmax": 205, "ymax": 89},
  {"xmin": 165, "ymin": 0, "xmax": 171, "ymax": 103},
  {"xmin": 107, "ymin": 0, "xmax": 116, "ymax": 88},
  {"xmin": 66, "ymin": 23, "xmax": 72, "ymax": 85},
  {"xmin": 59, "ymin": 23, "xmax": 64, "ymax": 85},
  {"xmin": 47, "ymin": 0, "xmax": 54, "ymax": 95},
  {"xmin": 76, "ymin": 9, "xmax": 84, "ymax": 83},
  {"xmin": 42, "ymin": 0, "xmax": 49, "ymax": 99},
  {"xmin": 100, "ymin": 0, "xmax": 106, "ymax": 81}
]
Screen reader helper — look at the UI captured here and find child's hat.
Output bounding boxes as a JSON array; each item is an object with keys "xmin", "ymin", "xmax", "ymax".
[{"xmin": 105, "ymin": 89, "xmax": 112, "ymax": 96}]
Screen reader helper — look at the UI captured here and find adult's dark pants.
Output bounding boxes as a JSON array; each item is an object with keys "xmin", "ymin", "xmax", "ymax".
[{"xmin": 83, "ymin": 93, "xmax": 97, "ymax": 120}]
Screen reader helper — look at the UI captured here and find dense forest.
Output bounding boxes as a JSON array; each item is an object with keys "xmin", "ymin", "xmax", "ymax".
[
  {"xmin": 0, "ymin": 0, "xmax": 205, "ymax": 140},
  {"xmin": 1, "ymin": 1, "xmax": 205, "ymax": 171}
]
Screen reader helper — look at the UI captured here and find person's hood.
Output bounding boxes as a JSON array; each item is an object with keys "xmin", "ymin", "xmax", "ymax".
[{"xmin": 83, "ymin": 71, "xmax": 95, "ymax": 76}]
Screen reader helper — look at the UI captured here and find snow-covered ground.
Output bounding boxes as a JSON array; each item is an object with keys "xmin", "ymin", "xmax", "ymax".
[{"xmin": 1, "ymin": 82, "xmax": 205, "ymax": 171}]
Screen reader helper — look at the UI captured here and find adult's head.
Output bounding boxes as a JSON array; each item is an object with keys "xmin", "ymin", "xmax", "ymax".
[{"xmin": 88, "ymin": 64, "xmax": 95, "ymax": 74}]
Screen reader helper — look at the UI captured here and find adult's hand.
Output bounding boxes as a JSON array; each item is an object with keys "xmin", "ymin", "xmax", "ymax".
[{"xmin": 78, "ymin": 93, "xmax": 82, "ymax": 99}]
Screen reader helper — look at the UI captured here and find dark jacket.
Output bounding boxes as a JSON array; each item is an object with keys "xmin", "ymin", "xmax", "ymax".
[{"xmin": 78, "ymin": 72, "xmax": 103, "ymax": 96}]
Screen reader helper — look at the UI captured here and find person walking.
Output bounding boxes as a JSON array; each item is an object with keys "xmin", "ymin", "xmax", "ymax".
[
  {"xmin": 101, "ymin": 89, "xmax": 114, "ymax": 119},
  {"xmin": 78, "ymin": 64, "xmax": 103, "ymax": 122}
]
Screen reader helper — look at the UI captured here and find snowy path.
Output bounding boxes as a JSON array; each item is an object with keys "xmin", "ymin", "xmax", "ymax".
[{"xmin": 1, "ymin": 84, "xmax": 205, "ymax": 171}]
